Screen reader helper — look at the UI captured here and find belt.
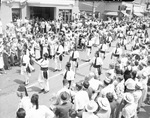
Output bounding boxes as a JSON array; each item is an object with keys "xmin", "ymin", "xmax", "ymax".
[
  {"xmin": 41, "ymin": 67, "xmax": 48, "ymax": 71},
  {"xmin": 93, "ymin": 65, "xmax": 101, "ymax": 68},
  {"xmin": 87, "ymin": 46, "xmax": 92, "ymax": 48},
  {"xmin": 100, "ymin": 50, "xmax": 105, "ymax": 53},
  {"xmin": 56, "ymin": 52, "xmax": 60, "ymax": 55},
  {"xmin": 72, "ymin": 58, "xmax": 77, "ymax": 61},
  {"xmin": 22, "ymin": 63, "xmax": 26, "ymax": 66},
  {"xmin": 114, "ymin": 54, "xmax": 119, "ymax": 57}
]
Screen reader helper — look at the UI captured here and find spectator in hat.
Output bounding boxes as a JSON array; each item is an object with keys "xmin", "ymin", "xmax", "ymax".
[
  {"xmin": 125, "ymin": 78, "xmax": 136, "ymax": 92},
  {"xmin": 106, "ymin": 92, "xmax": 118, "ymax": 118},
  {"xmin": 17, "ymin": 84, "xmax": 32, "ymax": 112},
  {"xmin": 26, "ymin": 94, "xmax": 55, "ymax": 118},
  {"xmin": 121, "ymin": 93, "xmax": 137, "ymax": 118},
  {"xmin": 54, "ymin": 91, "xmax": 73, "ymax": 118},
  {"xmin": 100, "ymin": 74, "xmax": 117, "ymax": 100},
  {"xmin": 82, "ymin": 100, "xmax": 99, "ymax": 118},
  {"xmin": 96, "ymin": 97, "xmax": 111, "ymax": 118},
  {"xmin": 16, "ymin": 108, "xmax": 26, "ymax": 118},
  {"xmin": 55, "ymin": 79, "xmax": 75, "ymax": 105},
  {"xmin": 82, "ymin": 80, "xmax": 94, "ymax": 100}
]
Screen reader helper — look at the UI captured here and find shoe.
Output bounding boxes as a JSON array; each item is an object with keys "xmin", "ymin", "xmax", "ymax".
[
  {"xmin": 54, "ymin": 69, "xmax": 58, "ymax": 72},
  {"xmin": 44, "ymin": 90, "xmax": 49, "ymax": 94},
  {"xmin": 58, "ymin": 69, "xmax": 62, "ymax": 71},
  {"xmin": 39, "ymin": 89, "xmax": 45, "ymax": 93}
]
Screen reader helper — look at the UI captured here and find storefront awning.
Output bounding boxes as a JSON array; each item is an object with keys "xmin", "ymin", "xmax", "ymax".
[
  {"xmin": 134, "ymin": 12, "xmax": 143, "ymax": 17},
  {"xmin": 121, "ymin": 11, "xmax": 129, "ymax": 16},
  {"xmin": 104, "ymin": 12, "xmax": 118, "ymax": 16},
  {"xmin": 27, "ymin": 0, "xmax": 75, "ymax": 6}
]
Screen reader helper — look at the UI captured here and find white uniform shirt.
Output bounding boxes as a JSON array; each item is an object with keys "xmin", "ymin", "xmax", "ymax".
[
  {"xmin": 90, "ymin": 57, "xmax": 103, "ymax": 66},
  {"xmin": 70, "ymin": 51, "xmax": 79, "ymax": 59},
  {"xmin": 26, "ymin": 105, "xmax": 55, "ymax": 118},
  {"xmin": 74, "ymin": 90, "xmax": 89, "ymax": 110},
  {"xmin": 99, "ymin": 44, "xmax": 108, "ymax": 52},
  {"xmin": 63, "ymin": 69, "xmax": 75, "ymax": 81},
  {"xmin": 22, "ymin": 54, "xmax": 30, "ymax": 65},
  {"xmin": 113, "ymin": 48, "xmax": 122, "ymax": 55},
  {"xmin": 39, "ymin": 59, "xmax": 49, "ymax": 68},
  {"xmin": 56, "ymin": 45, "xmax": 64, "ymax": 54}
]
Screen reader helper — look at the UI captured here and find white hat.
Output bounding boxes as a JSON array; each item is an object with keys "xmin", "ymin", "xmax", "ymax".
[
  {"xmin": 85, "ymin": 100, "xmax": 98, "ymax": 113},
  {"xmin": 125, "ymin": 79, "xmax": 136, "ymax": 90},
  {"xmin": 123, "ymin": 93, "xmax": 134, "ymax": 104},
  {"xmin": 97, "ymin": 97, "xmax": 110, "ymax": 111}
]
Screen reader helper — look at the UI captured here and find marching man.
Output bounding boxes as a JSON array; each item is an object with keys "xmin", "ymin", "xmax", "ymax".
[
  {"xmin": 89, "ymin": 51, "xmax": 103, "ymax": 77},
  {"xmin": 54, "ymin": 41, "xmax": 64, "ymax": 72},
  {"xmin": 21, "ymin": 50, "xmax": 31, "ymax": 85},
  {"xmin": 69, "ymin": 46, "xmax": 79, "ymax": 74},
  {"xmin": 86, "ymin": 35, "xmax": 93, "ymax": 62},
  {"xmin": 98, "ymin": 41, "xmax": 108, "ymax": 60},
  {"xmin": 33, "ymin": 53, "xmax": 50, "ymax": 93}
]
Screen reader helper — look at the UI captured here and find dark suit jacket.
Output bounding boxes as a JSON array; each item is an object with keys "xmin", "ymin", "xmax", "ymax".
[{"xmin": 55, "ymin": 101, "xmax": 73, "ymax": 118}]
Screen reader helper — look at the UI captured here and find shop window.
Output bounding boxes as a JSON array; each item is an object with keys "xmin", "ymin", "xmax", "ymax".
[{"xmin": 12, "ymin": 8, "xmax": 21, "ymax": 22}]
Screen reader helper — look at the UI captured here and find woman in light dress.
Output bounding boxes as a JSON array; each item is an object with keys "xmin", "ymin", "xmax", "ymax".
[{"xmin": 34, "ymin": 39, "xmax": 41, "ymax": 60}]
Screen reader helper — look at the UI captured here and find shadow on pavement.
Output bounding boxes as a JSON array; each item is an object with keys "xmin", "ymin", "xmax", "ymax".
[
  {"xmin": 48, "ymin": 67, "xmax": 55, "ymax": 72},
  {"xmin": 28, "ymin": 86, "xmax": 41, "ymax": 92},
  {"xmin": 16, "ymin": 69, "xmax": 21, "ymax": 74},
  {"xmin": 138, "ymin": 105, "xmax": 150, "ymax": 118},
  {"xmin": 14, "ymin": 79, "xmax": 24, "ymax": 84}
]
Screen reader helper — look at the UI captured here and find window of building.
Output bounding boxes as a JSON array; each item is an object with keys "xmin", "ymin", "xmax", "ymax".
[
  {"xmin": 59, "ymin": 9, "xmax": 72, "ymax": 22},
  {"xmin": 12, "ymin": 8, "xmax": 21, "ymax": 22}
]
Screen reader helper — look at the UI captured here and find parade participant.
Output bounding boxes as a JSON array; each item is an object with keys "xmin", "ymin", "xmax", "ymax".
[
  {"xmin": 26, "ymin": 94, "xmax": 55, "ymax": 118},
  {"xmin": 69, "ymin": 46, "xmax": 79, "ymax": 74},
  {"xmin": 98, "ymin": 41, "xmax": 108, "ymax": 59},
  {"xmin": 86, "ymin": 34, "xmax": 93, "ymax": 62},
  {"xmin": 33, "ymin": 53, "xmax": 50, "ymax": 93},
  {"xmin": 89, "ymin": 51, "xmax": 103, "ymax": 77},
  {"xmin": 17, "ymin": 84, "xmax": 32, "ymax": 112},
  {"xmin": 34, "ymin": 38, "xmax": 41, "ymax": 60},
  {"xmin": 21, "ymin": 50, "xmax": 31, "ymax": 85},
  {"xmin": 111, "ymin": 43, "xmax": 122, "ymax": 61},
  {"xmin": 106, "ymin": 32, "xmax": 113, "ymax": 47},
  {"xmin": 54, "ymin": 41, "xmax": 64, "ymax": 72},
  {"xmin": 16, "ymin": 108, "xmax": 26, "ymax": 118},
  {"xmin": 63, "ymin": 62, "xmax": 75, "ymax": 89}
]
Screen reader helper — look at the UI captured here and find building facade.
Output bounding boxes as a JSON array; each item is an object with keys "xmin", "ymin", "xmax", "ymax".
[{"xmin": 0, "ymin": 0, "xmax": 79, "ymax": 29}]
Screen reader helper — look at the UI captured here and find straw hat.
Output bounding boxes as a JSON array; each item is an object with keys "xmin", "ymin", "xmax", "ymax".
[
  {"xmin": 125, "ymin": 79, "xmax": 136, "ymax": 90},
  {"xmin": 123, "ymin": 93, "xmax": 134, "ymax": 104},
  {"xmin": 85, "ymin": 100, "xmax": 98, "ymax": 113},
  {"xmin": 97, "ymin": 97, "xmax": 110, "ymax": 111},
  {"xmin": 59, "ymin": 91, "xmax": 70, "ymax": 102}
]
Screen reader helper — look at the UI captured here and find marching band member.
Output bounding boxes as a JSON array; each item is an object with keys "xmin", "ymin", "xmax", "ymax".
[
  {"xmin": 21, "ymin": 50, "xmax": 31, "ymax": 85},
  {"xmin": 98, "ymin": 41, "xmax": 108, "ymax": 60},
  {"xmin": 89, "ymin": 51, "xmax": 103, "ymax": 77},
  {"xmin": 33, "ymin": 53, "xmax": 50, "ymax": 93},
  {"xmin": 111, "ymin": 43, "xmax": 122, "ymax": 62},
  {"xmin": 86, "ymin": 34, "xmax": 93, "ymax": 62},
  {"xmin": 63, "ymin": 62, "xmax": 75, "ymax": 89},
  {"xmin": 69, "ymin": 46, "xmax": 79, "ymax": 74},
  {"xmin": 54, "ymin": 41, "xmax": 64, "ymax": 72}
]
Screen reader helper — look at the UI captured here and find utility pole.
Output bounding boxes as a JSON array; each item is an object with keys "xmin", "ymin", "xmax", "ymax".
[{"xmin": 92, "ymin": 0, "xmax": 95, "ymax": 19}]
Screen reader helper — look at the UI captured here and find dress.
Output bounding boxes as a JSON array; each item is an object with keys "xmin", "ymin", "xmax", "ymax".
[{"xmin": 34, "ymin": 42, "xmax": 41, "ymax": 59}]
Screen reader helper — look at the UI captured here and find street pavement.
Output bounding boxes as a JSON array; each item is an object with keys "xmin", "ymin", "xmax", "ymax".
[{"xmin": 0, "ymin": 40, "xmax": 149, "ymax": 118}]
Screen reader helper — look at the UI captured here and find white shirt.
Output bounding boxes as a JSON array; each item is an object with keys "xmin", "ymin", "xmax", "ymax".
[
  {"xmin": 82, "ymin": 112, "xmax": 99, "ymax": 118},
  {"xmin": 26, "ymin": 105, "xmax": 55, "ymax": 118},
  {"xmin": 70, "ymin": 50, "xmax": 79, "ymax": 59},
  {"xmin": 89, "ymin": 78, "xmax": 103, "ymax": 91},
  {"xmin": 22, "ymin": 54, "xmax": 30, "ymax": 65},
  {"xmin": 100, "ymin": 84, "xmax": 117, "ymax": 99},
  {"xmin": 74, "ymin": 90, "xmax": 89, "ymax": 110},
  {"xmin": 99, "ymin": 44, "xmax": 108, "ymax": 52},
  {"xmin": 113, "ymin": 48, "xmax": 122, "ymax": 55},
  {"xmin": 63, "ymin": 69, "xmax": 75, "ymax": 81},
  {"xmin": 18, "ymin": 96, "xmax": 32, "ymax": 112},
  {"xmin": 39, "ymin": 59, "xmax": 49, "ymax": 68},
  {"xmin": 56, "ymin": 45, "xmax": 64, "ymax": 54},
  {"xmin": 122, "ymin": 103, "xmax": 137, "ymax": 118},
  {"xmin": 90, "ymin": 57, "xmax": 103, "ymax": 66}
]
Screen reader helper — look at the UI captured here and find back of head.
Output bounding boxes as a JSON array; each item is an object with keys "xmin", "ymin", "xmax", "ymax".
[
  {"xmin": 31, "ymin": 94, "xmax": 39, "ymax": 109},
  {"xmin": 16, "ymin": 108, "xmax": 26, "ymax": 118}
]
